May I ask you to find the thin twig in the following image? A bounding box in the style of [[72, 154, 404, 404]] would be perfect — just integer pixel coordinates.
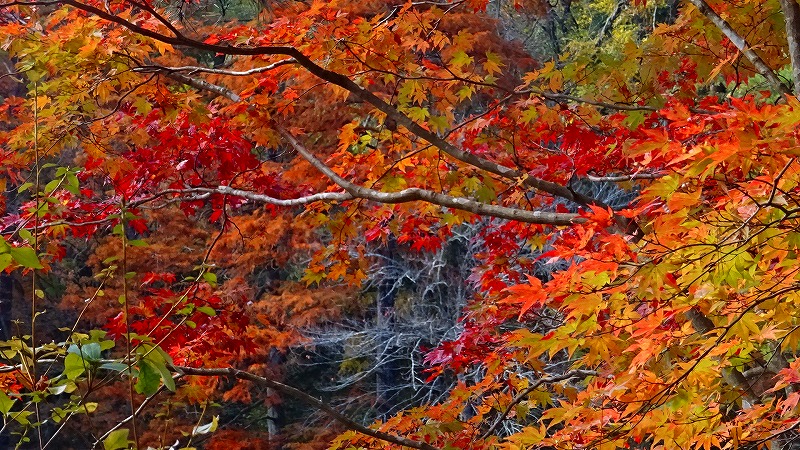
[[479, 369, 598, 440], [91, 382, 174, 449]]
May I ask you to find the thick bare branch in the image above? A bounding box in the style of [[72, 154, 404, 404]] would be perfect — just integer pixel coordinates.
[[176, 186, 353, 206], [172, 181, 581, 224], [277, 128, 582, 225], [133, 58, 295, 77], [174, 365, 440, 450], [687, 0, 791, 95], [164, 71, 242, 102]]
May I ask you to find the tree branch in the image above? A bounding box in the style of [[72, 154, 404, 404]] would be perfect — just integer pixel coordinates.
[[686, 0, 792, 95], [277, 128, 582, 225], [586, 172, 666, 182], [134, 58, 296, 103], [535, 89, 658, 112], [596, 0, 627, 47], [169, 186, 354, 207], [479, 369, 598, 440], [15, 0, 619, 211], [173, 365, 440, 450], [685, 307, 759, 404], [163, 71, 242, 102], [170, 181, 581, 224], [133, 58, 295, 77], [91, 383, 174, 449], [780, 0, 800, 93]]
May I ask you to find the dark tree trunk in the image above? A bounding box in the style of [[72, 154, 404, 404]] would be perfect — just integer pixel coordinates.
[[375, 235, 400, 419]]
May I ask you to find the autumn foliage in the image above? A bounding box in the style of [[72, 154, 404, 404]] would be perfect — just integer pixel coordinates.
[[2, 0, 800, 448]]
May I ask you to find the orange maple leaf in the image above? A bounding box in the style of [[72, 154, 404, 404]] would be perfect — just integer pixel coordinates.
[[503, 275, 548, 319]]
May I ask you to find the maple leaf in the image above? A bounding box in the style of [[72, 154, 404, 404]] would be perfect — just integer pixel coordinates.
[[503, 274, 548, 319]]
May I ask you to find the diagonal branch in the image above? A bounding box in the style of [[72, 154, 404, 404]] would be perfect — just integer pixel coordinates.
[[596, 0, 627, 47], [174, 365, 440, 450], [91, 382, 175, 449], [685, 307, 759, 404], [132, 58, 295, 77], [173, 187, 353, 207], [163, 71, 242, 102], [277, 127, 582, 225], [686, 0, 791, 95]]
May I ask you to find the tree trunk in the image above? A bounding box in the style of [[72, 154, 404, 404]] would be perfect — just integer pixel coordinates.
[[376, 236, 399, 419], [780, 0, 800, 93]]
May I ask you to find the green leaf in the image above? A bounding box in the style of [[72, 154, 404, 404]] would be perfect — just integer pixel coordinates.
[[135, 359, 161, 396], [48, 383, 69, 395], [98, 339, 115, 351], [99, 362, 129, 372], [83, 342, 102, 361], [67, 173, 79, 190], [10, 247, 43, 269], [18, 229, 32, 242], [0, 254, 13, 272], [12, 410, 32, 425], [197, 306, 216, 317], [103, 428, 130, 450], [133, 96, 152, 115], [450, 50, 473, 68], [474, 184, 496, 202], [150, 357, 176, 392], [202, 272, 217, 286], [63, 352, 86, 380], [43, 179, 60, 194], [51, 407, 67, 423], [0, 390, 16, 415]]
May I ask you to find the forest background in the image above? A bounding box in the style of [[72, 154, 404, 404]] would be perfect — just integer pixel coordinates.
[[1, 0, 800, 449]]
